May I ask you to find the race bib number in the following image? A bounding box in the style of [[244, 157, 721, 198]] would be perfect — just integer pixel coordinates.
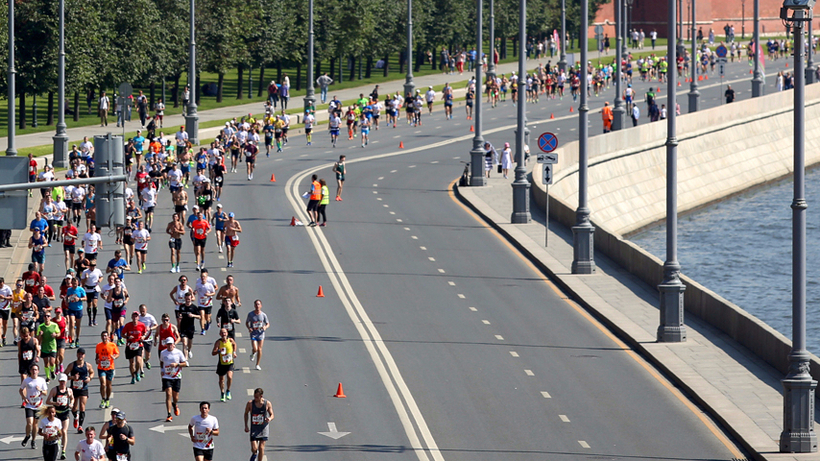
[[164, 364, 178, 377], [252, 414, 265, 425], [22, 350, 34, 360], [27, 394, 41, 406], [198, 295, 212, 307], [114, 300, 124, 308], [252, 321, 264, 330], [56, 395, 68, 406], [194, 431, 207, 442], [221, 353, 232, 363], [72, 380, 84, 389], [117, 453, 129, 461], [25, 279, 35, 287], [224, 323, 233, 331], [33, 245, 43, 252], [99, 359, 111, 369], [195, 229, 205, 237], [44, 425, 59, 437], [128, 342, 140, 350]]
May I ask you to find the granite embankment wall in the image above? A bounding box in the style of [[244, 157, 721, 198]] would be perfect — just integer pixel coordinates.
[[532, 82, 820, 380]]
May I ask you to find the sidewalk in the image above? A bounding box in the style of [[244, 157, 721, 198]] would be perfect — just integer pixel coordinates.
[[455, 175, 818, 461]]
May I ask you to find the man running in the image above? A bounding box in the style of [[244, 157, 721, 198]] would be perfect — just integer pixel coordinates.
[[189, 401, 219, 461], [104, 411, 134, 461], [215, 299, 240, 342], [196, 269, 217, 335], [133, 221, 151, 274], [95, 331, 119, 409], [304, 111, 315, 145], [244, 141, 258, 181], [36, 311, 60, 381], [244, 388, 274, 461], [138, 304, 158, 371], [306, 174, 321, 227], [65, 348, 93, 433], [20, 363, 48, 449], [212, 205, 227, 255], [190, 209, 211, 271], [212, 328, 237, 402], [178, 292, 200, 359], [328, 111, 341, 148], [160, 337, 188, 422], [0, 277, 14, 346], [246, 300, 269, 371], [333, 155, 346, 201], [166, 213, 185, 273], [65, 277, 86, 348], [80, 260, 103, 327], [215, 275, 241, 309], [122, 312, 147, 384], [223, 213, 242, 268], [74, 426, 105, 461]]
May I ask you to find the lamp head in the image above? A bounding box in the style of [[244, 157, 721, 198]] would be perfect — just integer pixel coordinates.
[[783, 0, 815, 10]]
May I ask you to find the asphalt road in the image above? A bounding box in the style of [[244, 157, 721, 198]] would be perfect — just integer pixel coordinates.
[[0, 56, 786, 461]]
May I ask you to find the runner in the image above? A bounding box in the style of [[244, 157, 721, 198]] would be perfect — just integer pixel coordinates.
[[215, 299, 240, 341], [189, 401, 219, 461], [0, 276, 13, 346], [196, 269, 217, 335], [244, 388, 274, 461], [166, 213, 185, 273], [104, 411, 134, 461], [121, 312, 147, 384], [98, 408, 120, 461], [65, 348, 93, 433], [140, 180, 157, 231], [332, 155, 346, 201], [30, 227, 47, 273], [37, 405, 62, 460], [223, 213, 242, 268], [244, 140, 258, 181], [74, 426, 105, 461], [21, 363, 48, 449], [170, 275, 195, 327], [53, 308, 68, 374], [108, 278, 130, 345], [359, 113, 370, 148], [160, 337, 188, 422], [45, 374, 74, 459], [138, 304, 158, 371], [157, 313, 180, 371], [81, 224, 102, 261], [211, 328, 237, 402], [178, 292, 200, 359], [132, 221, 151, 274], [328, 111, 341, 148], [246, 300, 269, 371], [37, 311, 61, 381], [61, 218, 78, 271], [215, 275, 241, 309], [19, 293, 40, 344], [95, 331, 119, 409], [105, 250, 130, 281], [212, 205, 227, 255], [211, 154, 225, 201], [64, 277, 86, 348], [190, 209, 211, 271], [304, 111, 315, 145]]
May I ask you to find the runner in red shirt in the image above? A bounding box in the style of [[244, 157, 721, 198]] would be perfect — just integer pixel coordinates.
[[190, 214, 211, 271], [62, 223, 79, 270], [157, 313, 180, 370], [22, 264, 41, 295], [121, 312, 147, 384]]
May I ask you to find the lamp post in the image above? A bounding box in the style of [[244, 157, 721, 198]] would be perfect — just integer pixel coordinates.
[[403, 0, 415, 99], [779, 3, 817, 453], [247, 66, 252, 99], [689, 0, 700, 112], [752, 0, 764, 96], [303, 0, 316, 114], [32, 86, 37, 128], [571, 0, 595, 275], [470, 0, 486, 187], [612, 0, 625, 131], [558, 0, 567, 71], [511, 0, 530, 224], [487, 0, 496, 80], [807, 19, 816, 84], [622, 0, 629, 55], [742, 0, 747, 38], [51, 0, 68, 166], [658, 0, 687, 343], [185, 0, 199, 146]]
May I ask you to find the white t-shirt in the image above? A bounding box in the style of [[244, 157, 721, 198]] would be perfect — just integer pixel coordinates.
[[0, 285, 12, 310], [72, 187, 86, 204], [281, 114, 290, 127], [81, 268, 104, 289], [21, 376, 48, 409], [160, 348, 187, 379], [425, 90, 435, 103], [39, 171, 55, 182], [329, 116, 341, 129], [38, 417, 62, 441], [236, 130, 248, 144], [139, 313, 158, 333], [176, 131, 189, 147], [168, 169, 183, 188], [83, 232, 101, 254], [189, 414, 219, 450], [304, 114, 315, 129], [80, 141, 94, 154], [75, 439, 106, 461], [141, 188, 157, 209], [124, 187, 134, 202], [195, 282, 215, 308], [133, 229, 150, 251]]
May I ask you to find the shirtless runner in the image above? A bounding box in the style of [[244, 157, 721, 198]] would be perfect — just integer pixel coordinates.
[[223, 214, 242, 268]]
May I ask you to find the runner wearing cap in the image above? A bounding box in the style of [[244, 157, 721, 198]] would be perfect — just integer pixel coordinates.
[[189, 401, 219, 461], [65, 348, 93, 433], [98, 408, 120, 459], [105, 411, 134, 461], [223, 213, 242, 268], [160, 337, 188, 422], [196, 269, 217, 335], [46, 373, 74, 459], [121, 312, 146, 384], [211, 328, 236, 402]]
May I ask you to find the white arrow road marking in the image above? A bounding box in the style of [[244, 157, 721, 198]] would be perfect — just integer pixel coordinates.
[[318, 422, 350, 440], [149, 424, 189, 433], [0, 435, 25, 444]]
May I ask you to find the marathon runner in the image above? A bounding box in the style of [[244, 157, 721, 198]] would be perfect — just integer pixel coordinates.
[[132, 221, 151, 274], [244, 388, 274, 461], [328, 111, 341, 148], [215, 299, 240, 340], [190, 209, 211, 271], [332, 155, 346, 201], [188, 401, 219, 461], [62, 220, 78, 271], [18, 327, 40, 384], [170, 275, 194, 327], [160, 337, 188, 422], [64, 277, 86, 348], [211, 328, 237, 402], [244, 141, 258, 181], [138, 304, 158, 371], [0, 276, 14, 346], [223, 213, 242, 268], [36, 311, 60, 381], [178, 292, 200, 360], [157, 313, 180, 372], [215, 275, 241, 309], [80, 260, 103, 327], [104, 278, 129, 344], [45, 373, 74, 459], [37, 405, 62, 460], [196, 269, 218, 335], [122, 312, 147, 384], [103, 411, 134, 461], [74, 426, 105, 461], [94, 331, 119, 409], [246, 300, 269, 371], [20, 363, 48, 449], [212, 205, 227, 255], [166, 213, 185, 273], [304, 111, 315, 146], [65, 348, 94, 433]]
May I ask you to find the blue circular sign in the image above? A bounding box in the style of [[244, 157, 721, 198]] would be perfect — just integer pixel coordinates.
[[538, 132, 558, 153], [715, 45, 728, 58]]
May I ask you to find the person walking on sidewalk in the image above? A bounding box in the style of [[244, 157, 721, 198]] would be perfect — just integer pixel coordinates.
[[316, 73, 333, 104], [98, 92, 110, 127]]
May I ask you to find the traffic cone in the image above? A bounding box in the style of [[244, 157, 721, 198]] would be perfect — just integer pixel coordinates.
[[570, 106, 574, 113], [786, 62, 789, 67], [317, 286, 325, 297], [470, 125, 474, 132], [290, 216, 297, 226], [750, 69, 753, 74], [704, 75, 709, 80], [550, 113, 554, 119], [270, 173, 276, 182], [698, 75, 703, 81], [677, 81, 681, 86], [334, 383, 346, 398], [657, 87, 661, 93], [399, 141, 404, 148]]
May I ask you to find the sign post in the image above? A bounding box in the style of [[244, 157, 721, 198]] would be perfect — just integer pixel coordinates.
[[537, 132, 558, 246]]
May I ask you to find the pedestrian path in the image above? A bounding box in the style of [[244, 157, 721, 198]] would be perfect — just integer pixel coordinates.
[[456, 175, 820, 461]]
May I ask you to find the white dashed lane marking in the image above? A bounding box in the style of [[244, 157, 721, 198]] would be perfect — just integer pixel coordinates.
[[383, 204, 389, 208], [509, 351, 519, 357], [403, 227, 410, 230], [242, 367, 251, 374], [494, 335, 504, 340], [453, 156, 460, 159], [235, 333, 243, 338], [431, 161, 439, 164], [408, 165, 416, 168], [448, 281, 455, 286], [238, 348, 246, 353], [390, 212, 396, 215], [482, 320, 490, 325], [437, 269, 445, 273], [396, 219, 403, 222], [578, 441, 590, 449], [411, 236, 418, 239], [457, 294, 466, 299], [247, 389, 254, 396], [390, 170, 397, 173], [428, 257, 435, 261], [373, 184, 378, 187], [468, 307, 477, 311], [218, 255, 224, 260], [419, 246, 427, 250], [378, 176, 384, 180], [525, 369, 535, 376], [393, 135, 401, 138], [559, 415, 570, 422], [541, 391, 551, 399]]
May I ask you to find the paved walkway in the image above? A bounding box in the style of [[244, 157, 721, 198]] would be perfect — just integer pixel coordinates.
[[456, 175, 819, 461]]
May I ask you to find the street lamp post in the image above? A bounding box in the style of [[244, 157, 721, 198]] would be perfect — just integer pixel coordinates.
[[571, 0, 596, 275], [612, 0, 625, 131], [5, 0, 14, 157], [742, 0, 746, 38], [752, 0, 764, 96], [403, 0, 415, 99], [689, 0, 700, 112], [558, 0, 567, 71], [487, 0, 496, 80], [807, 19, 816, 84], [185, 0, 199, 146], [511, 0, 530, 224], [303, 0, 316, 114], [52, 0, 68, 166], [779, 4, 817, 453], [658, 0, 687, 343], [622, 0, 629, 55], [470, 0, 486, 187]]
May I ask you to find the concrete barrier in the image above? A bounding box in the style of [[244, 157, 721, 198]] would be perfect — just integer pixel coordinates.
[[533, 82, 820, 381]]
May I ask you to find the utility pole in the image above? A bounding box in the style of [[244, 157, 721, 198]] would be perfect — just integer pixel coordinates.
[[470, 0, 485, 187], [185, 0, 199, 146]]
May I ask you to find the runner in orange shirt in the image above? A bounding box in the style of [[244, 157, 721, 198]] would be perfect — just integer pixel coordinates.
[[94, 331, 119, 409]]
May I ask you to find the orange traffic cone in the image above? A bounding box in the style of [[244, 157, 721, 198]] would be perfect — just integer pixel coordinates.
[[704, 75, 709, 80], [550, 113, 555, 119], [317, 286, 325, 297], [786, 62, 789, 67], [677, 81, 681, 86], [270, 173, 276, 182], [750, 69, 753, 74], [470, 125, 474, 132], [570, 106, 574, 113], [290, 216, 297, 226], [698, 75, 703, 81], [399, 141, 404, 148], [657, 87, 661, 93], [334, 383, 346, 398]]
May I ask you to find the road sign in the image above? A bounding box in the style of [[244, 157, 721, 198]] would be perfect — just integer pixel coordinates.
[[537, 153, 558, 164], [537, 132, 558, 153], [0, 156, 30, 229], [715, 45, 728, 58], [542, 164, 554, 185], [594, 25, 604, 35], [117, 82, 133, 98]]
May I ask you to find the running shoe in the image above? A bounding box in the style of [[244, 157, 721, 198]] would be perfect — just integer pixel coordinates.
[[175, 405, 180, 416], [250, 352, 256, 362], [250, 454, 257, 461], [130, 376, 135, 385], [220, 393, 225, 402], [256, 365, 261, 371], [76, 426, 82, 434], [61, 450, 66, 460], [166, 414, 173, 422], [146, 362, 152, 370], [226, 390, 231, 400], [21, 436, 29, 447], [74, 418, 79, 429], [99, 400, 106, 409], [31, 439, 36, 449]]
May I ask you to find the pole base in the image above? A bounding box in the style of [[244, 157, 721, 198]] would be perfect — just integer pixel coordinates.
[[571, 223, 596, 274], [657, 281, 687, 342], [185, 112, 199, 147], [806, 67, 817, 85], [557, 59, 567, 72], [780, 377, 818, 453], [470, 149, 486, 186], [752, 78, 765, 98], [688, 91, 700, 113], [403, 82, 415, 98], [612, 106, 625, 131], [52, 133, 69, 169], [511, 180, 531, 223]]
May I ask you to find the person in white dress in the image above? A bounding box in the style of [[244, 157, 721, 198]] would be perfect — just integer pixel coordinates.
[[500, 142, 513, 179]]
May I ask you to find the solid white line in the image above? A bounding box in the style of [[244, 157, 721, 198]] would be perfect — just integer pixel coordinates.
[[578, 441, 590, 449], [482, 320, 490, 325], [525, 369, 535, 376], [559, 415, 570, 422], [495, 335, 504, 340], [448, 281, 455, 286], [509, 351, 519, 357], [468, 307, 477, 312], [541, 392, 551, 399], [458, 294, 466, 299]]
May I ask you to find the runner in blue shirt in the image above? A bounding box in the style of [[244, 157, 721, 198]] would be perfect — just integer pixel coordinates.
[[212, 205, 228, 255], [65, 277, 87, 348], [106, 249, 130, 280], [133, 131, 146, 172]]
